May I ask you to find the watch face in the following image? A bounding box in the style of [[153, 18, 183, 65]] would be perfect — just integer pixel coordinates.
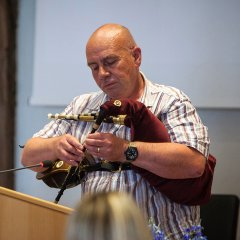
[[125, 146, 138, 161]]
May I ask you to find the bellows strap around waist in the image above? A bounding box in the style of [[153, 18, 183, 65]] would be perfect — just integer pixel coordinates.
[[81, 161, 132, 172]]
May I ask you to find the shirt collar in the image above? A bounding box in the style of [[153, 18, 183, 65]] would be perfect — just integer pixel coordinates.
[[139, 71, 161, 108], [86, 71, 161, 111]]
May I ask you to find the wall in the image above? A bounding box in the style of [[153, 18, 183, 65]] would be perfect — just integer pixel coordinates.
[[15, 0, 240, 238], [31, 0, 240, 108]]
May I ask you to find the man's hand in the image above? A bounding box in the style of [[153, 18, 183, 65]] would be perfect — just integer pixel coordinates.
[[21, 134, 85, 170], [84, 132, 128, 162], [53, 134, 85, 166]]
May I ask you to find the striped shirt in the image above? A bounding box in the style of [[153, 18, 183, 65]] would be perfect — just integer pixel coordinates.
[[34, 72, 210, 239]]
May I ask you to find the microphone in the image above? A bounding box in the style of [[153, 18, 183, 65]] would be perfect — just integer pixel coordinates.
[[0, 160, 53, 173]]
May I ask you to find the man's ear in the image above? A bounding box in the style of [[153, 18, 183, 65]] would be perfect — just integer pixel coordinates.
[[132, 47, 142, 67]]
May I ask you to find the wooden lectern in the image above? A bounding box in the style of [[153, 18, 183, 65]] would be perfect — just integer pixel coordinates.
[[0, 187, 73, 240]]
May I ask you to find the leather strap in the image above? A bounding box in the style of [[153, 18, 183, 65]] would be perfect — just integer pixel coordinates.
[[81, 162, 132, 172]]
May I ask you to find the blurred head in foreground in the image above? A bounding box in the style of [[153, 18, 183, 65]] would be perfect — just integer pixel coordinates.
[[66, 191, 152, 240]]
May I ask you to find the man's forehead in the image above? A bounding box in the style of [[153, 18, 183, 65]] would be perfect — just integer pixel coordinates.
[[87, 35, 122, 53], [87, 41, 127, 58]]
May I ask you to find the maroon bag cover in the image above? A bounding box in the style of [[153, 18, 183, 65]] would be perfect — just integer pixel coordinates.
[[100, 99, 216, 205]]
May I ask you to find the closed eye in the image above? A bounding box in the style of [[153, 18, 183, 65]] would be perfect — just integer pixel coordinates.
[[103, 57, 119, 67], [87, 56, 119, 72]]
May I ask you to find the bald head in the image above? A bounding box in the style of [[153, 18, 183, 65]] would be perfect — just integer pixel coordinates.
[[85, 23, 143, 100], [86, 24, 137, 52]]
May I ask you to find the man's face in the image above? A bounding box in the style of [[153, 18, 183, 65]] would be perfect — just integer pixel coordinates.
[[86, 37, 141, 99]]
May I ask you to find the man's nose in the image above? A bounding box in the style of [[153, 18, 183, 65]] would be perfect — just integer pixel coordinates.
[[99, 65, 110, 79]]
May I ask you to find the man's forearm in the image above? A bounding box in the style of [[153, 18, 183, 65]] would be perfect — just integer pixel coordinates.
[[21, 137, 58, 170], [132, 142, 206, 179]]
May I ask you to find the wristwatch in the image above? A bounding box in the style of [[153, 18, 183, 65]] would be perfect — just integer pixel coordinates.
[[124, 142, 138, 162]]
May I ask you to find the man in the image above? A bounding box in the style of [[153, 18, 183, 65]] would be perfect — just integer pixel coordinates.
[[22, 24, 210, 239]]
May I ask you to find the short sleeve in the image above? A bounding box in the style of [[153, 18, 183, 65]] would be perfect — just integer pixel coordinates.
[[161, 91, 210, 157]]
